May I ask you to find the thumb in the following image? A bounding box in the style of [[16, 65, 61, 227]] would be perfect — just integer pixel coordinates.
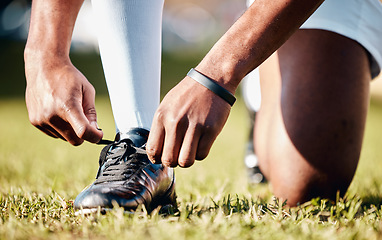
[[64, 85, 103, 143], [81, 86, 103, 143], [65, 101, 103, 144]]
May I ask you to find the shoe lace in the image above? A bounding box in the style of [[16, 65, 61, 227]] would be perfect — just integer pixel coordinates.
[[94, 139, 150, 184]]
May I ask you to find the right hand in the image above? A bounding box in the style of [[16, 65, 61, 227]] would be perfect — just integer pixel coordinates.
[[25, 54, 103, 146], [146, 76, 232, 168]]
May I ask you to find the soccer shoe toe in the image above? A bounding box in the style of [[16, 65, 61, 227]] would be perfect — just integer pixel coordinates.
[[74, 183, 140, 210], [74, 164, 177, 213], [73, 128, 177, 214]]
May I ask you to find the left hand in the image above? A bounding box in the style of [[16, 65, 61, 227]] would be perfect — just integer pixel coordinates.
[[146, 76, 232, 168]]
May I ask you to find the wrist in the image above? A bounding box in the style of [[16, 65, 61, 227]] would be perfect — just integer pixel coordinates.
[[24, 46, 71, 73], [194, 68, 241, 96], [187, 68, 236, 106], [195, 55, 246, 95], [24, 44, 73, 85], [25, 29, 71, 64]]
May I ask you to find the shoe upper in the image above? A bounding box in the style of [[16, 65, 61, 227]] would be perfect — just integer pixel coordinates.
[[74, 128, 176, 212]]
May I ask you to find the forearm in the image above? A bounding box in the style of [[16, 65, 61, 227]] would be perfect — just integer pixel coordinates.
[[195, 0, 324, 94], [24, 0, 84, 64]]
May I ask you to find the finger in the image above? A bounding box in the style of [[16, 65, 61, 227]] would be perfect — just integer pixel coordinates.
[[195, 131, 216, 161], [160, 118, 188, 168], [64, 101, 103, 144], [36, 125, 61, 139], [146, 119, 165, 164], [48, 115, 84, 145], [178, 125, 201, 168]]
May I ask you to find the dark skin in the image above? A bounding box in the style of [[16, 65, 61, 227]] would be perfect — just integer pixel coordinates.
[[28, 0, 370, 206], [25, 0, 323, 148], [25, 0, 103, 145], [255, 30, 370, 205], [146, 0, 325, 167]]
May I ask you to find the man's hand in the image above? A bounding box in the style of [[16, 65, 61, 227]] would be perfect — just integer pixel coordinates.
[[24, 0, 102, 146], [25, 55, 103, 145], [146, 76, 231, 168], [145, 0, 325, 167]]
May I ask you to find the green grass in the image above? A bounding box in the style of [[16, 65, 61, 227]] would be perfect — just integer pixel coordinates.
[[2, 38, 382, 239], [2, 96, 382, 239]]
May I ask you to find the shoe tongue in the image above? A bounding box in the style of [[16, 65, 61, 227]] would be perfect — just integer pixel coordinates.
[[122, 128, 149, 148]]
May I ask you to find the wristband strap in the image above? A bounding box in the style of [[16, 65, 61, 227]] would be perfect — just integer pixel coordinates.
[[187, 68, 236, 106]]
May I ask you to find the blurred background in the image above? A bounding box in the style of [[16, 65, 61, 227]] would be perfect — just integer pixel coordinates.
[[1, 0, 381, 98], [0, 0, 247, 98]]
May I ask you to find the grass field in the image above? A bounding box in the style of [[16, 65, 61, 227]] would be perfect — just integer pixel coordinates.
[[2, 38, 382, 239], [2, 94, 382, 239]]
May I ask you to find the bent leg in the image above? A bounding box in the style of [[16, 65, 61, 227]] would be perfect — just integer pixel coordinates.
[[254, 29, 371, 206]]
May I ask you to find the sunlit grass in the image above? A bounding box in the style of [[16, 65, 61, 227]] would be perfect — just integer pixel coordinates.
[[1, 97, 382, 239]]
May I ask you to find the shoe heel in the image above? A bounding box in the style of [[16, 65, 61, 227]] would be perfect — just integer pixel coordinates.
[[149, 177, 177, 213]]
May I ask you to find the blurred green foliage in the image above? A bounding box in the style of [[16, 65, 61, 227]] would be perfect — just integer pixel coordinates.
[[0, 38, 208, 99]]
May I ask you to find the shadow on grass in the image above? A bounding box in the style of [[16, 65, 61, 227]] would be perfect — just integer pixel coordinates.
[[360, 194, 382, 209]]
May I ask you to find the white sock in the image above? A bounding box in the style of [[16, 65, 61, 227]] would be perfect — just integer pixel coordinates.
[[242, 68, 261, 113], [247, 0, 255, 7], [242, 0, 261, 113], [91, 0, 164, 138]]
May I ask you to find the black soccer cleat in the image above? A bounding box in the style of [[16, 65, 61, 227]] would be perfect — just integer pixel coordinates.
[[74, 128, 177, 214]]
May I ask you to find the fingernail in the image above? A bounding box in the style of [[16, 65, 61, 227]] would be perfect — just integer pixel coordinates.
[[148, 156, 157, 164], [91, 121, 101, 130]]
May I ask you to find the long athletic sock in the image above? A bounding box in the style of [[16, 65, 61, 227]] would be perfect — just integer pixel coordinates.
[[242, 68, 261, 114], [91, 0, 164, 139], [243, 0, 262, 114]]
